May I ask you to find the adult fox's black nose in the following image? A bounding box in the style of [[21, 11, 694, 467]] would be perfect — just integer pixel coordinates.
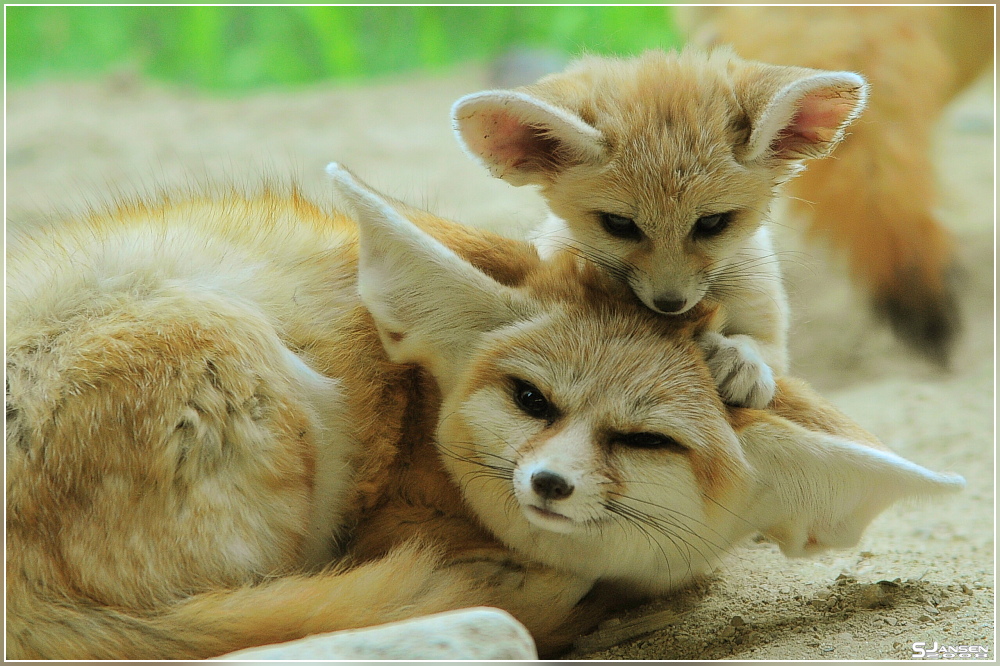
[[531, 470, 574, 500], [653, 296, 687, 314]]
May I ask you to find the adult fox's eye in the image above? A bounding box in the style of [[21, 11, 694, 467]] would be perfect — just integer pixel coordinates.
[[692, 211, 732, 238], [512, 378, 552, 420], [614, 432, 688, 453], [599, 212, 643, 241]]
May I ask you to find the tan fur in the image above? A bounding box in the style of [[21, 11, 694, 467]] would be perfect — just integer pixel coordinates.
[[767, 377, 885, 452], [5, 187, 582, 658], [681, 6, 993, 361], [7, 171, 961, 659], [453, 48, 869, 408]]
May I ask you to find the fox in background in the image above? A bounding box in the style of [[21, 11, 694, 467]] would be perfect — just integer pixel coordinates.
[[5, 157, 963, 658], [680, 5, 993, 364]]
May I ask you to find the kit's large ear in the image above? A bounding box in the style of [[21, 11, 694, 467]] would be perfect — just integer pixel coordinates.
[[733, 379, 963, 557], [327, 163, 536, 392], [738, 64, 868, 165], [452, 90, 604, 187]]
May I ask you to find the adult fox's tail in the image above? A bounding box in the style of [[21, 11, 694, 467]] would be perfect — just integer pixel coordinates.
[[6, 544, 478, 660]]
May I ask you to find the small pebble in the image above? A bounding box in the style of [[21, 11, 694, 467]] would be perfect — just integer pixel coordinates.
[[918, 614, 933, 622], [730, 616, 745, 627], [885, 617, 898, 626], [855, 582, 895, 608]]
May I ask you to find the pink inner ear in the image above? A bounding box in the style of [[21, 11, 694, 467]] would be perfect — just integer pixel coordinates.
[[490, 112, 539, 169], [774, 91, 856, 156], [464, 110, 531, 167], [464, 109, 557, 173]]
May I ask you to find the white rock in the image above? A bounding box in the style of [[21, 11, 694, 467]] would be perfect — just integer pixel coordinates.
[[217, 607, 537, 661]]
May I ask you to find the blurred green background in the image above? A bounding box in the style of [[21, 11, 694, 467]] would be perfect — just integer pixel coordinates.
[[6, 6, 683, 92]]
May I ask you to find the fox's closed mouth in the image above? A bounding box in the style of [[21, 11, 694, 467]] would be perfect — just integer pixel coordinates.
[[526, 505, 572, 522]]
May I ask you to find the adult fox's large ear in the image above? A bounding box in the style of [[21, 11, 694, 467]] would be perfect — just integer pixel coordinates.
[[733, 378, 963, 557], [452, 90, 604, 187], [737, 62, 868, 166], [327, 163, 537, 392]]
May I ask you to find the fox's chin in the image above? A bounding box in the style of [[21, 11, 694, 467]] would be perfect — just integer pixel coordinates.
[[522, 504, 583, 534]]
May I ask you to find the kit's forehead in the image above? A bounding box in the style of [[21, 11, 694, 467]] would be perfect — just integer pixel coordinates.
[[542, 49, 748, 144], [527, 50, 767, 219]]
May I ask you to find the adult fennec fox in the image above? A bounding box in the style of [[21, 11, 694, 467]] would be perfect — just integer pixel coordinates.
[[5, 165, 962, 659]]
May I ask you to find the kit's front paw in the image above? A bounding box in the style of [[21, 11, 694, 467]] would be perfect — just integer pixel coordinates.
[[698, 332, 776, 409]]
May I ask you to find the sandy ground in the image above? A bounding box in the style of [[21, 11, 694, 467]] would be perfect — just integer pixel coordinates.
[[5, 65, 994, 661]]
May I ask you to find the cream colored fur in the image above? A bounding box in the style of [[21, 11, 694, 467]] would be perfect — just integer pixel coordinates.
[[453, 48, 868, 408], [6, 166, 960, 659]]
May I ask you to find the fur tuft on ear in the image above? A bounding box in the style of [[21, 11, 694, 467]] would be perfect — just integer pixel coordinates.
[[736, 410, 963, 558], [744, 71, 868, 164], [327, 163, 533, 391], [452, 91, 604, 187]]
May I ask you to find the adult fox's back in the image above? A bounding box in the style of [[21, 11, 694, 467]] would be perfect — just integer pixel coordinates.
[[5, 187, 577, 659]]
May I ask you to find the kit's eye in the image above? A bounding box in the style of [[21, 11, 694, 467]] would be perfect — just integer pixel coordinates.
[[512, 378, 554, 421], [599, 212, 643, 241], [614, 431, 688, 453], [692, 211, 732, 239]]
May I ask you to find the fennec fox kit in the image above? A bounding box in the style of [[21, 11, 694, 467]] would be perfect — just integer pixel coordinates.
[[453, 49, 868, 408], [681, 6, 993, 362], [6, 163, 961, 659]]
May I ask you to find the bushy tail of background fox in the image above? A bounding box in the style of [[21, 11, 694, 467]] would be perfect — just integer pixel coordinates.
[[787, 111, 959, 363], [681, 5, 993, 363]]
